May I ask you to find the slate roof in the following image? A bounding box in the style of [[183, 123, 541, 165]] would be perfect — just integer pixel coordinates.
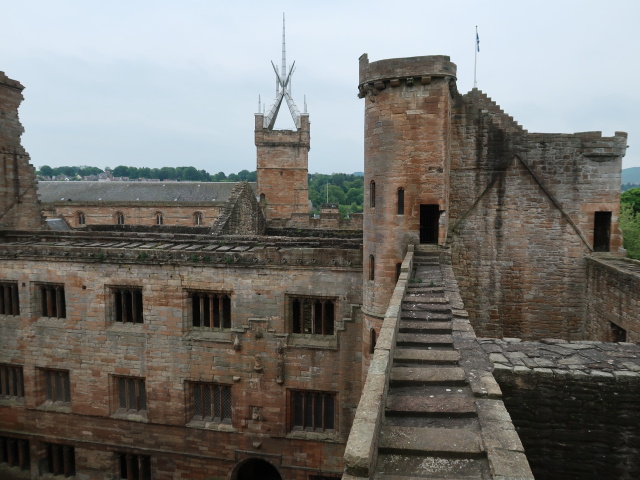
[[37, 181, 257, 205]]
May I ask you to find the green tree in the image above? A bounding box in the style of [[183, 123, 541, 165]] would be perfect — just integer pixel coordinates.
[[39, 165, 53, 177], [621, 187, 640, 215], [620, 204, 640, 259]]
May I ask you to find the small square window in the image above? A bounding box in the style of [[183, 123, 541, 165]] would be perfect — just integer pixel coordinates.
[[37, 283, 66, 318], [43, 443, 75, 477], [189, 291, 231, 329], [115, 376, 146, 415], [290, 390, 335, 432], [118, 452, 151, 480], [190, 382, 231, 423], [112, 287, 144, 324], [0, 436, 30, 471], [0, 282, 20, 316], [0, 364, 24, 400], [289, 297, 335, 335], [42, 369, 71, 406]]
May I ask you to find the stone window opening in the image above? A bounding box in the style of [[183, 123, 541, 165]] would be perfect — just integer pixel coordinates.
[[395, 262, 402, 282], [194, 211, 203, 226], [155, 212, 164, 225], [76, 211, 85, 226], [190, 382, 232, 423], [370, 180, 376, 208], [118, 452, 151, 480], [115, 376, 146, 414], [113, 287, 144, 324], [42, 369, 71, 406], [397, 187, 404, 215], [190, 291, 231, 329], [115, 211, 125, 225], [370, 328, 377, 354], [593, 211, 612, 252], [38, 284, 66, 319], [0, 364, 24, 399], [290, 390, 335, 432], [289, 296, 335, 335], [0, 281, 20, 315], [369, 255, 375, 281], [0, 436, 30, 472], [610, 322, 627, 342], [43, 443, 75, 478]]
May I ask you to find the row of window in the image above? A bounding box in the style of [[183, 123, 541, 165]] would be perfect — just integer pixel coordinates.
[[0, 436, 149, 479], [0, 284, 336, 335], [0, 364, 336, 432], [369, 182, 405, 214], [76, 211, 205, 226]]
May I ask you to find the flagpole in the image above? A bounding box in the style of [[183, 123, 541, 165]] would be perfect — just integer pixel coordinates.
[[474, 26, 478, 89]]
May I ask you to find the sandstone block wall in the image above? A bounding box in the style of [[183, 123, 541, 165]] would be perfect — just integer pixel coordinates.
[[584, 256, 640, 343], [448, 90, 626, 340], [0, 240, 363, 479], [45, 203, 223, 228]]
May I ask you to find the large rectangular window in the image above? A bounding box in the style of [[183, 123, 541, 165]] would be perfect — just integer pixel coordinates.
[[113, 287, 143, 324], [116, 377, 146, 414], [43, 369, 71, 405], [0, 364, 24, 399], [38, 284, 66, 318], [190, 291, 231, 329], [290, 391, 335, 432], [0, 436, 30, 471], [290, 297, 335, 335], [118, 452, 151, 480], [0, 282, 19, 316], [190, 382, 231, 423], [43, 443, 75, 477]]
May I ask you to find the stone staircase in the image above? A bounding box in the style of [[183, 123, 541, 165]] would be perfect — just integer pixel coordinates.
[[375, 245, 491, 478]]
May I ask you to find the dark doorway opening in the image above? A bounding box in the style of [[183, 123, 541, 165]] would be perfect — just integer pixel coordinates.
[[420, 205, 440, 244], [610, 322, 627, 342], [593, 211, 612, 252], [235, 458, 282, 480]]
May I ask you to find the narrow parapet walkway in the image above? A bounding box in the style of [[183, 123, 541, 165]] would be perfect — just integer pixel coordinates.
[[344, 245, 533, 479]]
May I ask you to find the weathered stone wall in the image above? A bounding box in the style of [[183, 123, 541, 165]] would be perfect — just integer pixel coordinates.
[[269, 212, 363, 231], [584, 255, 640, 343], [255, 114, 310, 221], [483, 338, 640, 480], [448, 90, 626, 340], [211, 182, 265, 236], [0, 238, 363, 479], [44, 203, 223, 227], [0, 72, 45, 230]]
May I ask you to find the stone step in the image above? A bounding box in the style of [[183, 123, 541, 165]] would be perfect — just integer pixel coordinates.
[[378, 426, 484, 456], [393, 348, 460, 365], [390, 366, 466, 386], [399, 320, 452, 334], [375, 454, 491, 479], [396, 333, 454, 347], [402, 304, 452, 314], [386, 395, 476, 417], [401, 311, 452, 321], [403, 296, 449, 305]]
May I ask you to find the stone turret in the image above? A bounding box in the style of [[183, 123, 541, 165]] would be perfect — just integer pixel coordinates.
[[0, 72, 45, 230], [359, 54, 457, 366]]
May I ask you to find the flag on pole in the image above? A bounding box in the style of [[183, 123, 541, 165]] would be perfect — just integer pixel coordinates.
[[476, 31, 480, 52]]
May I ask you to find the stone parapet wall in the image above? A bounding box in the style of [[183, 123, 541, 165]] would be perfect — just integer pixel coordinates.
[[483, 338, 640, 480], [584, 255, 640, 343], [448, 89, 626, 340]]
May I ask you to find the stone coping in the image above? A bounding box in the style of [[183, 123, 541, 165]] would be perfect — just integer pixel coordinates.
[[343, 246, 414, 478]]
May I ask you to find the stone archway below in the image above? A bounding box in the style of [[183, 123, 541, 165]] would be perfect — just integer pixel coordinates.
[[233, 458, 282, 480]]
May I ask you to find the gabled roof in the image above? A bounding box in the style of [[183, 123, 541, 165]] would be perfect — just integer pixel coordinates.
[[37, 181, 257, 205]]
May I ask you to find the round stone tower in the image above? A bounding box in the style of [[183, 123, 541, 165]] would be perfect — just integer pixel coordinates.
[[358, 54, 457, 365]]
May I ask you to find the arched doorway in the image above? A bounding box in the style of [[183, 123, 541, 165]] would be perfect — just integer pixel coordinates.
[[233, 458, 282, 480]]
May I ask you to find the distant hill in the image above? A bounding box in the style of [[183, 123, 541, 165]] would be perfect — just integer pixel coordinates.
[[622, 167, 640, 185]]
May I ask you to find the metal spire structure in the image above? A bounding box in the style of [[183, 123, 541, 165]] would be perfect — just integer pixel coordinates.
[[263, 14, 302, 130]]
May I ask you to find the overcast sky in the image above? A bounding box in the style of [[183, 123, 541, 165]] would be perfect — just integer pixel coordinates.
[[2, 0, 639, 175]]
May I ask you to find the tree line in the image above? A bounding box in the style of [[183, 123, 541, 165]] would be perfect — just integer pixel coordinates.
[[620, 187, 640, 259]]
